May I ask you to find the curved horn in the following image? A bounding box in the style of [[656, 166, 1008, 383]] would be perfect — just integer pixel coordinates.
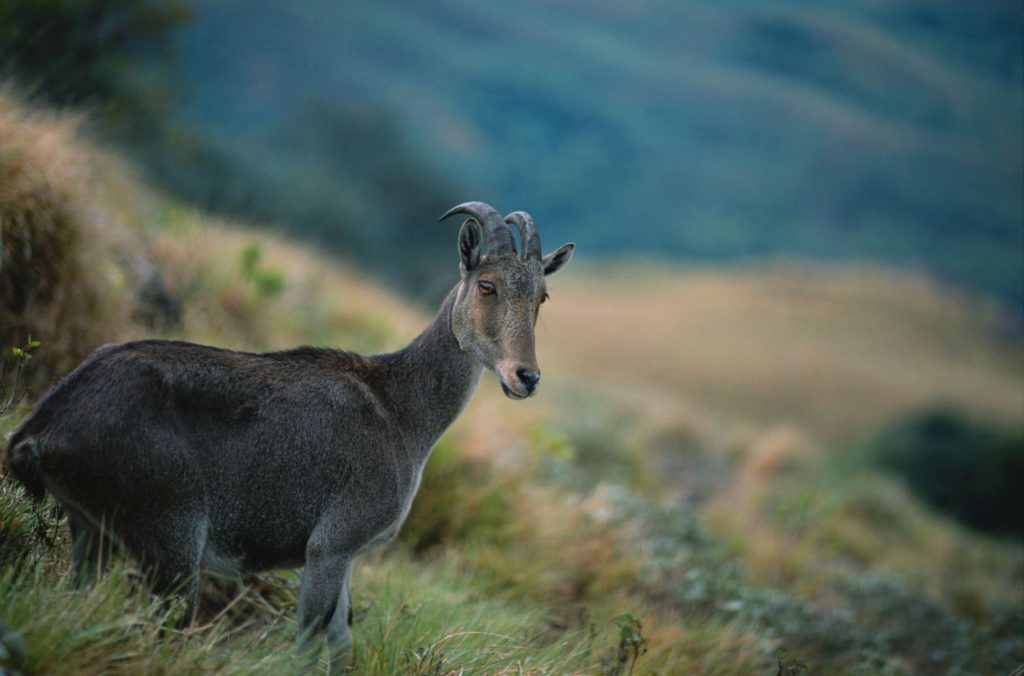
[[439, 202, 516, 255], [504, 211, 542, 260]]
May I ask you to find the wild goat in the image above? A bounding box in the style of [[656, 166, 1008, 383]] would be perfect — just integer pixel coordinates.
[[5, 202, 574, 660]]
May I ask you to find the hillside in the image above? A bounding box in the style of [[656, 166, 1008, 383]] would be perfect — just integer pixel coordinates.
[[2, 93, 1023, 674], [536, 261, 1023, 442], [170, 0, 1024, 310]]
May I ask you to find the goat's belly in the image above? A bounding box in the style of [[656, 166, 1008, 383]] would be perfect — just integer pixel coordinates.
[[240, 549, 306, 574], [364, 519, 406, 552], [204, 530, 308, 575], [203, 489, 322, 573], [200, 542, 246, 576]]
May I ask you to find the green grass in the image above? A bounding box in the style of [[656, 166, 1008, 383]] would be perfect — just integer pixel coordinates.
[[0, 470, 778, 674], [0, 547, 598, 674], [349, 555, 600, 674]]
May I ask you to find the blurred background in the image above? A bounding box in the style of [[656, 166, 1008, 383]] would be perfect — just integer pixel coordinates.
[[1, 1, 1022, 673], [3, 0, 1022, 308]]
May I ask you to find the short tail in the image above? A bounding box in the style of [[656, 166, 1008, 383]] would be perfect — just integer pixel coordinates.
[[4, 432, 46, 501]]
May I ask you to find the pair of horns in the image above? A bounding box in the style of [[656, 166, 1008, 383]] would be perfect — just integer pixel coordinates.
[[440, 202, 541, 260]]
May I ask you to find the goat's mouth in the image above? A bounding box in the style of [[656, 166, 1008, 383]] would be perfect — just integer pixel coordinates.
[[500, 380, 533, 400]]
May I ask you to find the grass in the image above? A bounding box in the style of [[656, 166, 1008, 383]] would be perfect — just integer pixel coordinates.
[[0, 545, 596, 674], [1, 91, 1022, 673], [349, 555, 599, 674], [0, 470, 778, 675]]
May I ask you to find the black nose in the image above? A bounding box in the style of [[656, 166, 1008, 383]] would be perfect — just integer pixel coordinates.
[[516, 369, 541, 393]]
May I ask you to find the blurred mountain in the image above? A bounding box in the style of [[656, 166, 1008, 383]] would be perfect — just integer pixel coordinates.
[[171, 0, 1022, 310]]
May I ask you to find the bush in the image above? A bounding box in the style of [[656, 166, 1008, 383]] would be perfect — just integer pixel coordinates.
[[398, 436, 517, 554], [867, 407, 1024, 538], [0, 96, 130, 386]]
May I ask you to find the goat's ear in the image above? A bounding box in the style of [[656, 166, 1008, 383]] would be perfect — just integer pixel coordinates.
[[542, 242, 575, 276], [458, 218, 482, 272]]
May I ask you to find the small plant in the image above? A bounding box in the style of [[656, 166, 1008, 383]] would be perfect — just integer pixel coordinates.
[[772, 489, 818, 534], [604, 613, 648, 676], [0, 337, 39, 417], [776, 648, 809, 675], [239, 242, 286, 303]]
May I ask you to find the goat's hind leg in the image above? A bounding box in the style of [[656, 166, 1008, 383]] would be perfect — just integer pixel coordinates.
[[129, 512, 207, 629]]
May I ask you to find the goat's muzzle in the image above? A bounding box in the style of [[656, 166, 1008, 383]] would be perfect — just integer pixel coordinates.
[[498, 365, 540, 399]]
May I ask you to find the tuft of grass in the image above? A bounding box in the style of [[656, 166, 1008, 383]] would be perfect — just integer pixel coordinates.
[[0, 93, 137, 386], [700, 424, 1024, 672], [0, 480, 63, 571], [350, 555, 598, 674], [0, 529, 302, 675]]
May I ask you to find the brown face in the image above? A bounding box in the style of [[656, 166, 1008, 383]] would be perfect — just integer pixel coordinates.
[[445, 205, 575, 400], [452, 254, 547, 398]]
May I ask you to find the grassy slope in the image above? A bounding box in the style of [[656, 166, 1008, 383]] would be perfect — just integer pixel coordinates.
[[0, 93, 769, 674], [533, 261, 1023, 655], [2, 94, 1022, 674]]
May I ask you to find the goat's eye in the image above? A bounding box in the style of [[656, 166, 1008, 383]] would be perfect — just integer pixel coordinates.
[[478, 280, 496, 296], [540, 292, 550, 304]]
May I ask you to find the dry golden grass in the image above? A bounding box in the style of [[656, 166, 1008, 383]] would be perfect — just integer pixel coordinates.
[[537, 260, 1023, 441], [0, 92, 140, 383]]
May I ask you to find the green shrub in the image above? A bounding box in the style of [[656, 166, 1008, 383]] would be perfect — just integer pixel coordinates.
[[398, 436, 517, 554], [867, 408, 1024, 538], [238, 241, 286, 303]]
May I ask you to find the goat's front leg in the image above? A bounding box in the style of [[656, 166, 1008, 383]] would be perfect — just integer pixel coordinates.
[[297, 546, 354, 668], [67, 509, 116, 589], [297, 489, 400, 668]]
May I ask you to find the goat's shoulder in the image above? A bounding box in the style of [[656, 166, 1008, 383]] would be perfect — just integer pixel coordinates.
[[262, 345, 382, 403]]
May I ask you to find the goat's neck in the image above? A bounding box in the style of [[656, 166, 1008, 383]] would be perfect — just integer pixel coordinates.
[[374, 286, 482, 457]]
